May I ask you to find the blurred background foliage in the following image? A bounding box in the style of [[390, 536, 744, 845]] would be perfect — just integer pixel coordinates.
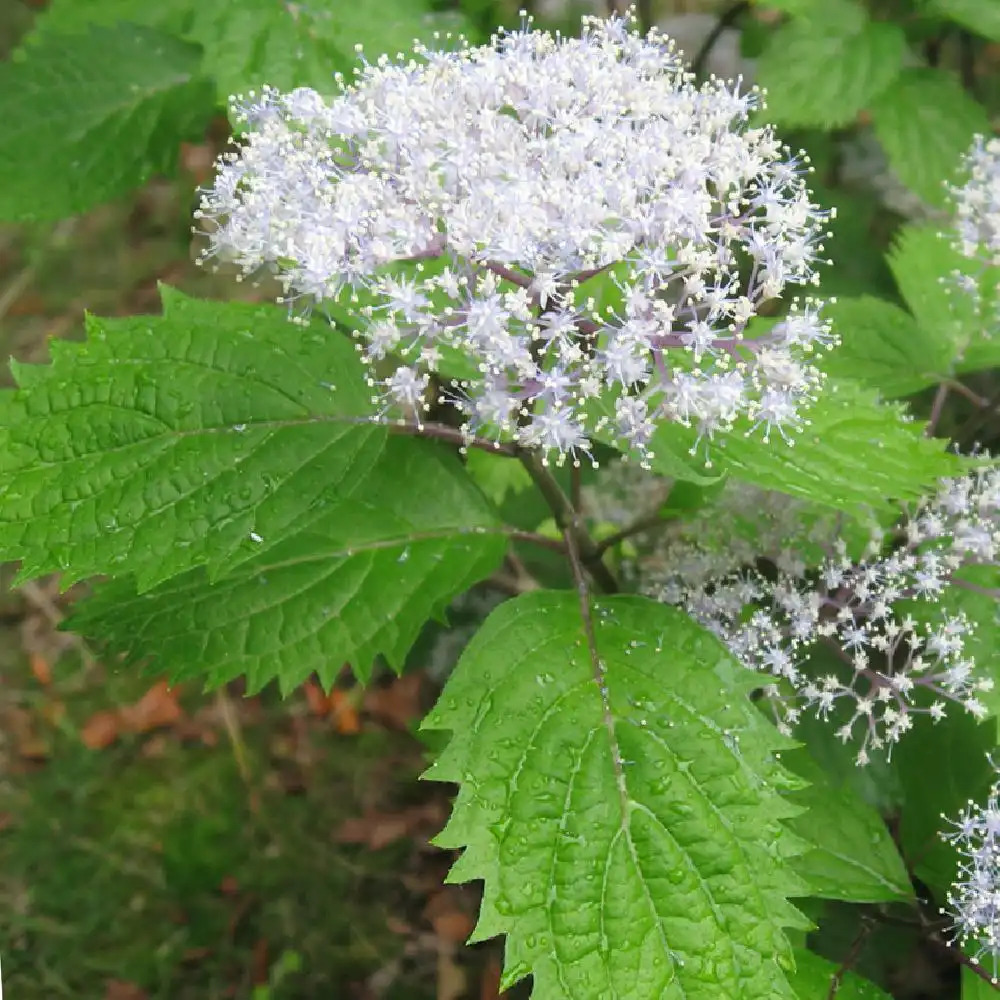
[[0, 0, 998, 997]]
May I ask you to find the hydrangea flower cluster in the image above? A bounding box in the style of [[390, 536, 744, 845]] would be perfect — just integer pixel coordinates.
[[196, 12, 835, 466], [948, 136, 1000, 337], [940, 764, 1000, 977], [634, 468, 1000, 764], [952, 136, 1000, 268]]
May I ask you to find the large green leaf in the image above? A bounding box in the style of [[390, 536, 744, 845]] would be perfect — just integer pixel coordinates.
[[756, 4, 905, 128], [871, 69, 991, 207], [189, 0, 472, 101], [0, 288, 386, 592], [184, 0, 349, 98], [20, 0, 191, 38], [423, 591, 811, 1000], [825, 225, 1000, 398], [649, 382, 964, 511], [0, 24, 213, 222], [784, 750, 913, 903], [822, 296, 951, 396], [26, 0, 474, 100], [69, 437, 506, 689], [788, 948, 892, 999], [923, 0, 1000, 42]]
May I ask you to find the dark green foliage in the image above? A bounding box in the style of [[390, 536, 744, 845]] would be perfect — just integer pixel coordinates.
[[0, 24, 213, 221]]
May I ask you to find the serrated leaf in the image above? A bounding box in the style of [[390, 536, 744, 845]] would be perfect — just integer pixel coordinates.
[[588, 391, 724, 486], [0, 24, 213, 222], [26, 0, 474, 101], [0, 287, 387, 592], [784, 749, 913, 902], [823, 296, 951, 396], [423, 591, 811, 1000], [871, 69, 991, 207], [69, 437, 506, 689], [880, 223, 1000, 381], [788, 948, 892, 999], [924, 0, 1000, 42], [888, 223, 983, 354], [649, 382, 964, 511], [190, 0, 473, 100], [756, 6, 905, 128]]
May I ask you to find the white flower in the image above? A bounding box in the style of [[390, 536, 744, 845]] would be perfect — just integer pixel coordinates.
[[946, 136, 1000, 341], [197, 12, 835, 465], [952, 136, 1000, 267], [634, 468, 1000, 762], [941, 765, 1000, 976]]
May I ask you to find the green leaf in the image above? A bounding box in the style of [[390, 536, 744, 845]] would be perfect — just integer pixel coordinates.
[[189, 0, 471, 101], [649, 382, 964, 511], [750, 0, 823, 14], [26, 0, 473, 100], [888, 224, 982, 356], [823, 296, 951, 396], [900, 564, 1000, 719], [465, 449, 533, 506], [871, 69, 991, 207], [924, 0, 1000, 42], [69, 437, 507, 689], [962, 965, 1000, 998], [881, 223, 1000, 380], [0, 24, 213, 222], [894, 712, 997, 897], [788, 948, 892, 999], [20, 0, 192, 40], [185, 0, 350, 98], [783, 749, 913, 903], [756, 5, 905, 128], [811, 182, 895, 300], [423, 591, 811, 999], [0, 287, 386, 592]]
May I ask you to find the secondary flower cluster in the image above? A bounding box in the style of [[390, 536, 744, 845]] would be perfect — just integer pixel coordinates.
[[953, 136, 1000, 268], [632, 468, 1000, 764], [941, 763, 1000, 975], [948, 136, 1000, 337], [196, 12, 835, 466]]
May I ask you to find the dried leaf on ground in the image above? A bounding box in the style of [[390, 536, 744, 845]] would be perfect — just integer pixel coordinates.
[[423, 888, 476, 944], [29, 651, 51, 686], [329, 688, 361, 734], [105, 980, 148, 1000], [119, 679, 183, 733], [81, 709, 120, 750], [303, 681, 362, 733]]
